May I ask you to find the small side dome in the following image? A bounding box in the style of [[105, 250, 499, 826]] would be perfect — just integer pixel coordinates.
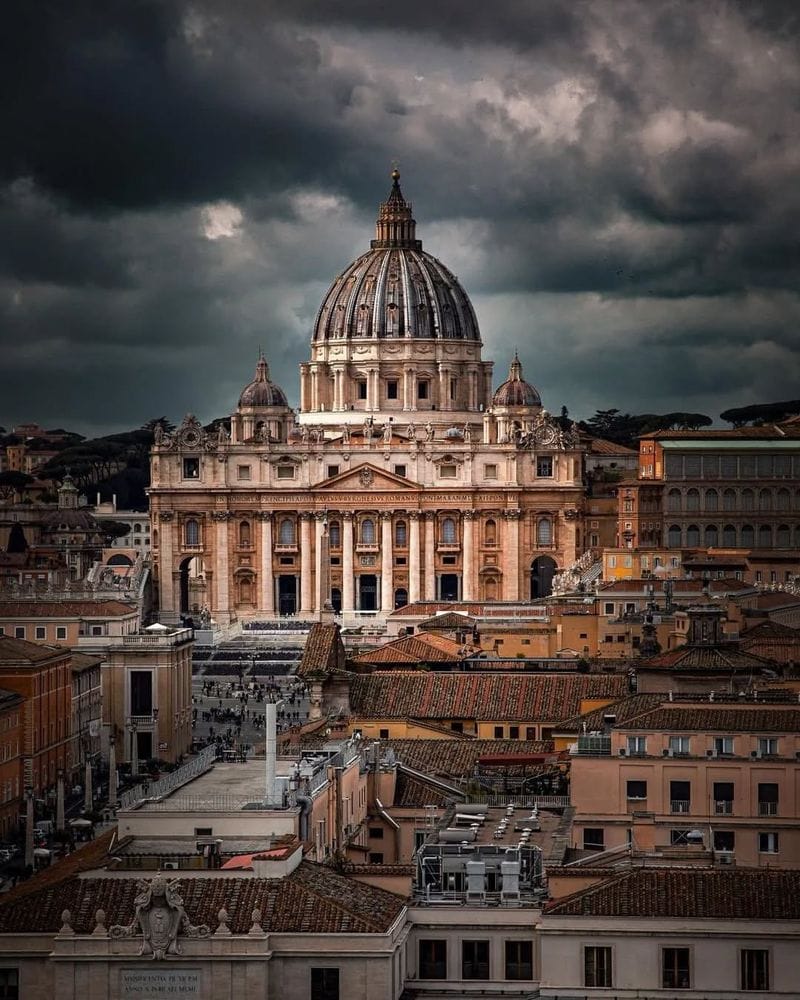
[[492, 353, 541, 408], [238, 355, 288, 409]]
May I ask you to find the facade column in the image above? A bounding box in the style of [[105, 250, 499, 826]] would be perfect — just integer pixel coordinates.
[[211, 512, 231, 617], [311, 367, 319, 411], [424, 512, 436, 601], [462, 511, 475, 601], [257, 513, 274, 615], [503, 510, 521, 601], [408, 512, 421, 604], [157, 512, 175, 615], [315, 513, 326, 613], [300, 513, 313, 614], [342, 513, 355, 614], [380, 513, 394, 613], [409, 368, 418, 411], [438, 366, 448, 411], [369, 368, 379, 410], [299, 365, 309, 412]]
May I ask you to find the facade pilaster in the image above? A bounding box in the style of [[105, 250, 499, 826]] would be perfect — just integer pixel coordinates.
[[211, 511, 232, 616], [503, 509, 521, 601], [380, 512, 394, 613], [256, 512, 274, 615], [408, 512, 421, 604], [157, 512, 175, 614], [424, 512, 436, 601], [462, 511, 475, 601], [300, 512, 313, 614], [342, 513, 355, 613], [315, 513, 326, 613]]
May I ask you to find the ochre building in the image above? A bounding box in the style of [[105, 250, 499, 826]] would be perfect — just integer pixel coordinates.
[[150, 172, 586, 625]]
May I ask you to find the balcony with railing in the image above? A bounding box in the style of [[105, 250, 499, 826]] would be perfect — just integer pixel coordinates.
[[759, 801, 778, 816], [574, 735, 611, 756], [714, 800, 733, 815], [670, 799, 691, 814]]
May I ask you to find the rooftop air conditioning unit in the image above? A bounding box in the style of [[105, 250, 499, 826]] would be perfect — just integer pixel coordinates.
[[162, 861, 179, 871], [618, 748, 627, 757], [716, 852, 735, 866], [662, 748, 674, 758], [706, 749, 718, 758], [750, 750, 762, 760]]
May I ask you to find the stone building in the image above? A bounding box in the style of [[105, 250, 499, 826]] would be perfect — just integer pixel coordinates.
[[149, 172, 586, 626]]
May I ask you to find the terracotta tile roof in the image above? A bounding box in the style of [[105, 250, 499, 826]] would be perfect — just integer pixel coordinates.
[[544, 867, 800, 919], [745, 592, 800, 611], [349, 672, 627, 723], [620, 705, 800, 733], [640, 426, 800, 440], [352, 633, 471, 666], [587, 437, 638, 456], [0, 635, 67, 663], [555, 693, 666, 733], [393, 769, 456, 807], [0, 600, 136, 618], [741, 620, 800, 639], [69, 651, 104, 674], [384, 739, 553, 781], [391, 602, 537, 618], [598, 579, 751, 594], [297, 623, 346, 678], [0, 859, 404, 935], [739, 620, 800, 664], [642, 644, 773, 672], [343, 863, 414, 876], [417, 612, 477, 630], [0, 687, 24, 712]]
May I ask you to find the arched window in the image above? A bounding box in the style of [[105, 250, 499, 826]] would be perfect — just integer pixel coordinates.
[[686, 524, 700, 547], [686, 489, 700, 512], [777, 524, 791, 548], [394, 588, 408, 609], [667, 524, 682, 547], [759, 489, 772, 511], [328, 520, 341, 547], [133, 524, 142, 533], [705, 489, 718, 512], [184, 519, 199, 547], [279, 518, 295, 545], [758, 525, 772, 548], [537, 517, 553, 546], [395, 520, 407, 547], [239, 520, 251, 547], [239, 575, 253, 604], [722, 524, 736, 547], [741, 524, 754, 547], [777, 489, 790, 512], [667, 489, 681, 512], [485, 519, 497, 546], [704, 524, 718, 547], [723, 489, 736, 512], [442, 517, 457, 544], [741, 489, 754, 511], [361, 518, 375, 544]]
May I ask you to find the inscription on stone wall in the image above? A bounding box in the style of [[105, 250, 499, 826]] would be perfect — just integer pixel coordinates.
[[121, 969, 201, 998]]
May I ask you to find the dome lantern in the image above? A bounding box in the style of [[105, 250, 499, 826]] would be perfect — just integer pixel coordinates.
[[492, 353, 542, 408], [238, 353, 289, 409]]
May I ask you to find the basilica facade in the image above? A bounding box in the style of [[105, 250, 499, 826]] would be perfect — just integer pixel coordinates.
[[150, 172, 586, 624]]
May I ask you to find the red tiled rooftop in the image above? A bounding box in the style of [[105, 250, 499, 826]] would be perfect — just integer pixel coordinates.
[[0, 635, 68, 663], [620, 705, 800, 734], [0, 600, 137, 618], [297, 622, 345, 678], [352, 633, 471, 665], [384, 739, 553, 781]]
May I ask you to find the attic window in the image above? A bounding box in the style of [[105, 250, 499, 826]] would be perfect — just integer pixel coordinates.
[[440, 464, 457, 479], [276, 465, 295, 479]]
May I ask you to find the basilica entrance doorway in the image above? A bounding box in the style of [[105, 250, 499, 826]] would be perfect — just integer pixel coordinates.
[[358, 574, 378, 611], [530, 555, 557, 599], [278, 575, 298, 616]]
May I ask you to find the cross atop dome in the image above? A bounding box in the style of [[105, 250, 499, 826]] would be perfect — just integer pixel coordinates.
[[371, 168, 422, 250]]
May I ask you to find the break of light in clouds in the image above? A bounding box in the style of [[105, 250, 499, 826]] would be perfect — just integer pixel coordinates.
[[0, 0, 798, 435]]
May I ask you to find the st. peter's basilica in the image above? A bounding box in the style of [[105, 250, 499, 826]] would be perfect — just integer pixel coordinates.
[[150, 172, 585, 624]]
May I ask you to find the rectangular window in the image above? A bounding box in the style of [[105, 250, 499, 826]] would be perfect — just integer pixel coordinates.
[[393, 464, 407, 478], [758, 737, 778, 756], [450, 378, 457, 400], [758, 782, 779, 816], [0, 969, 18, 999], [741, 950, 769, 991], [714, 781, 734, 814], [379, 729, 389, 740], [237, 465, 251, 480], [417, 380, 429, 400], [182, 457, 200, 479], [627, 780, 647, 801], [670, 780, 691, 813], [494, 726, 504, 739], [419, 940, 447, 980], [484, 464, 498, 479], [714, 830, 735, 852], [357, 380, 368, 400], [714, 736, 734, 755], [387, 380, 399, 400], [662, 947, 691, 989], [276, 465, 295, 479], [758, 832, 779, 854], [526, 727, 537, 741], [604, 602, 615, 615], [505, 940, 533, 981], [509, 726, 519, 739], [440, 464, 457, 478], [536, 456, 553, 477], [14, 628, 24, 640], [311, 967, 340, 1000], [583, 828, 605, 851], [326, 465, 339, 478], [462, 940, 490, 980], [369, 826, 384, 839], [368, 852, 384, 864], [584, 946, 612, 988], [130, 670, 153, 716], [91, 625, 103, 636], [670, 829, 691, 846], [627, 736, 647, 755], [669, 735, 690, 755], [35, 626, 46, 640]]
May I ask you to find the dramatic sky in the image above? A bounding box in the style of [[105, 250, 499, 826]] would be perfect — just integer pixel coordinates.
[[2, 0, 799, 436]]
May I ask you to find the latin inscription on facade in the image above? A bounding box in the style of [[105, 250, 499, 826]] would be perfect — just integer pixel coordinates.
[[121, 969, 201, 997]]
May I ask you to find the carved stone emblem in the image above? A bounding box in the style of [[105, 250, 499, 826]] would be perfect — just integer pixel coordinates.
[[110, 876, 210, 960], [358, 467, 374, 487]]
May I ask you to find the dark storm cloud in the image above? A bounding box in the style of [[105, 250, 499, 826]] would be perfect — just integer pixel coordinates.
[[0, 0, 798, 432]]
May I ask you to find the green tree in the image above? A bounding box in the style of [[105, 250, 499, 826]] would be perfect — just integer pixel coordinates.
[[0, 471, 33, 501], [98, 519, 132, 544]]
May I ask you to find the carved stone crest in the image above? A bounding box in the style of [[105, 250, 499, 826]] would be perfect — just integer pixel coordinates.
[[358, 467, 374, 487], [110, 876, 210, 960]]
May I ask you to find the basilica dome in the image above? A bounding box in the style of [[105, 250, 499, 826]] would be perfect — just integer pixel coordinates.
[[238, 355, 289, 408], [492, 354, 542, 408], [312, 171, 480, 343]]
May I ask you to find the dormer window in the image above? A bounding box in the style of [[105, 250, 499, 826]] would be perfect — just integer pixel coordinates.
[[183, 457, 200, 479]]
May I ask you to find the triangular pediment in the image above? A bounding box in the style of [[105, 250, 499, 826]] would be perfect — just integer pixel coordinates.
[[316, 462, 421, 491]]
